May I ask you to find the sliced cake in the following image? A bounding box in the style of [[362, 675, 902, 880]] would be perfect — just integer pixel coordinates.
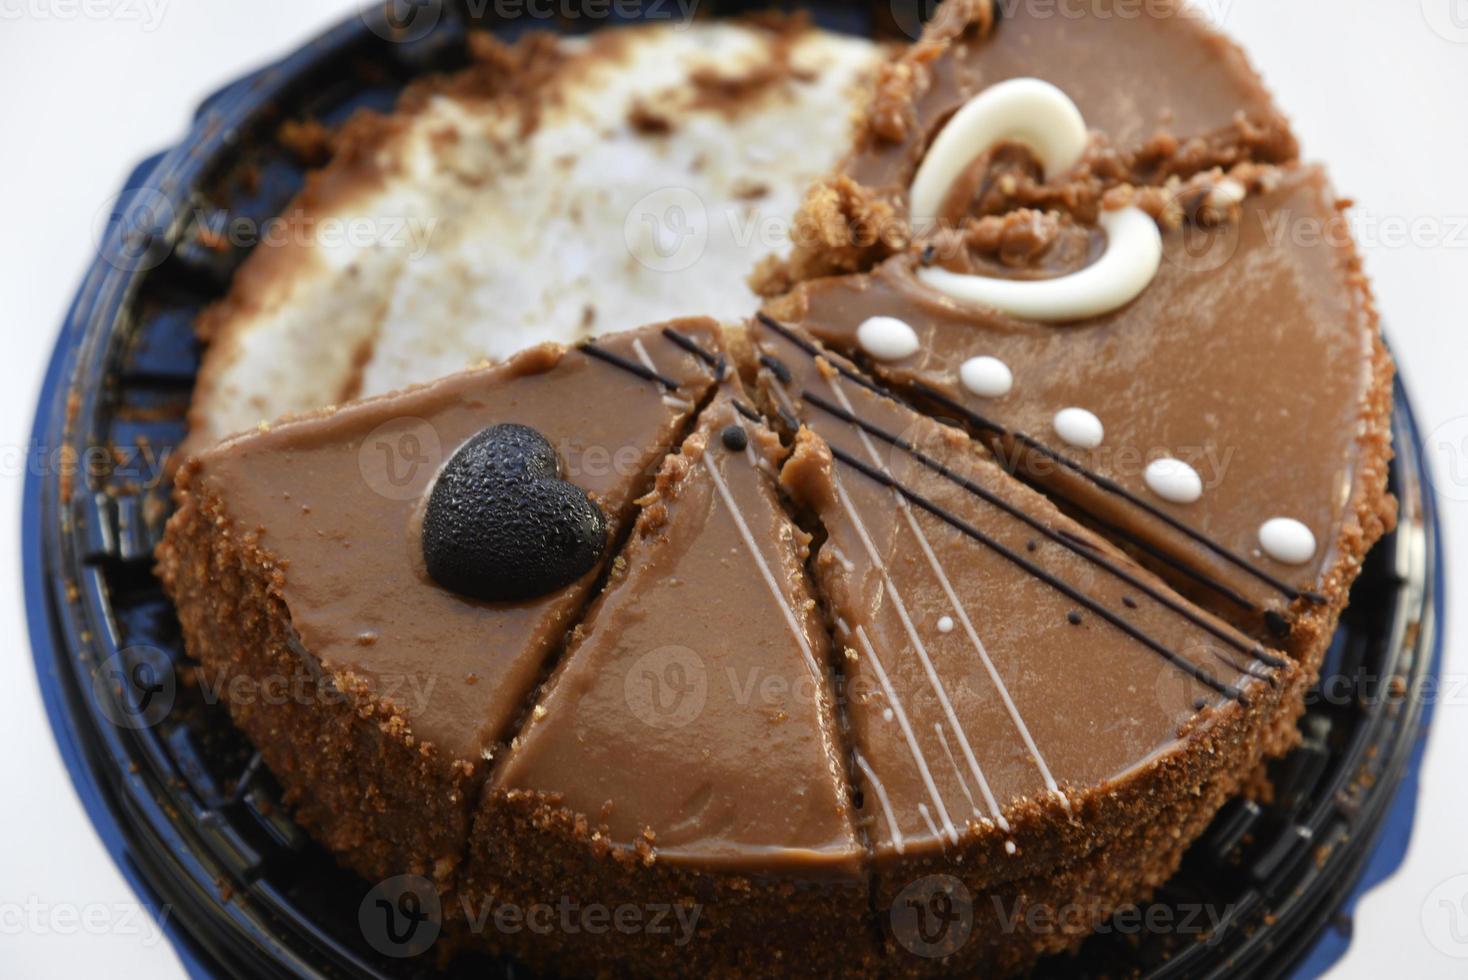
[[468, 380, 870, 976], [757, 0, 1393, 655], [750, 317, 1307, 975], [157, 320, 723, 886]]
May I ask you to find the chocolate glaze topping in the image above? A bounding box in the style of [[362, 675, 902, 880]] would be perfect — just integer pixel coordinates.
[[186, 319, 722, 761], [751, 317, 1285, 861], [767, 165, 1379, 637], [490, 385, 862, 871], [848, 0, 1297, 204]]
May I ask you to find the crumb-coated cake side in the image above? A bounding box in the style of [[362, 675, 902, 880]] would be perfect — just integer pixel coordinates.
[[466, 383, 872, 976], [157, 320, 724, 888]]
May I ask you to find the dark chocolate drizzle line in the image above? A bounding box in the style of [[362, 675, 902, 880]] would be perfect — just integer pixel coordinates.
[[660, 331, 722, 372], [909, 380, 1327, 606], [731, 399, 764, 424], [825, 444, 1246, 702], [757, 312, 1322, 607], [1049, 484, 1258, 613], [580, 341, 680, 390], [800, 390, 1284, 672], [757, 314, 890, 398], [758, 353, 793, 384]]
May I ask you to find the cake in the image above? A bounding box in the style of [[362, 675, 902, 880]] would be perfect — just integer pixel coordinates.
[[182, 17, 881, 455], [157, 1, 1396, 976], [749, 317, 1306, 974], [755, 0, 1394, 665], [468, 382, 869, 975], [158, 320, 725, 885]]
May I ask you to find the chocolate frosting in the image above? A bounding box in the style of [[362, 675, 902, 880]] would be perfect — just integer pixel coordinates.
[[769, 166, 1377, 632], [848, 0, 1297, 202], [492, 387, 862, 873], [191, 320, 723, 762], [751, 318, 1281, 861]]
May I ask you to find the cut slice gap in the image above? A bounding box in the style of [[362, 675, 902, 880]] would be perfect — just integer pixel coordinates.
[[156, 318, 724, 893], [745, 315, 1306, 976], [478, 342, 727, 773], [466, 374, 875, 975]]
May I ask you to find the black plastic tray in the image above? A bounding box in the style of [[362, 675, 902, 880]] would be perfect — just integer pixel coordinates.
[[23, 2, 1444, 977]]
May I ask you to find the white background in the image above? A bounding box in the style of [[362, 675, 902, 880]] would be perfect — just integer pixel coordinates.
[[0, 1, 1463, 977]]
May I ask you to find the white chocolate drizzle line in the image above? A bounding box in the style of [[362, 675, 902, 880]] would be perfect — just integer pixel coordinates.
[[703, 455, 824, 686], [907, 77, 1161, 322], [836, 478, 987, 837], [909, 78, 1088, 230], [631, 337, 660, 376], [918, 804, 943, 844], [853, 624, 959, 845], [828, 376, 1062, 809], [855, 752, 905, 856], [917, 207, 1161, 322], [935, 722, 981, 822]]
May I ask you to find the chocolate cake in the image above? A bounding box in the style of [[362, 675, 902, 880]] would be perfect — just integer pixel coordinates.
[[469, 383, 868, 975], [755, 0, 1395, 668], [158, 320, 725, 886], [750, 318, 1307, 974], [157, 1, 1396, 976]]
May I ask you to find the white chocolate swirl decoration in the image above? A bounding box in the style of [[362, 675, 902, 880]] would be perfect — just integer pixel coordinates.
[[909, 78, 1163, 323]]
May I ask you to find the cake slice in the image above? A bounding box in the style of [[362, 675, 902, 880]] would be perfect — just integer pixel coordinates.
[[750, 317, 1306, 975], [765, 163, 1394, 652], [467, 380, 869, 976], [157, 320, 723, 887], [756, 0, 1393, 653]]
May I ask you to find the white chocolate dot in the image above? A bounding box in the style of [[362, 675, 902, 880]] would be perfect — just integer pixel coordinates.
[[1144, 458, 1203, 504], [1259, 518, 1317, 565], [1004, 840, 1017, 855], [937, 615, 955, 634], [959, 356, 1013, 398], [882, 707, 895, 722], [1052, 408, 1104, 449], [857, 316, 920, 361]]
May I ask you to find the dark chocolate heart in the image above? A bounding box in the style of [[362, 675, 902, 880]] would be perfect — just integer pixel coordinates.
[[421, 424, 607, 602]]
